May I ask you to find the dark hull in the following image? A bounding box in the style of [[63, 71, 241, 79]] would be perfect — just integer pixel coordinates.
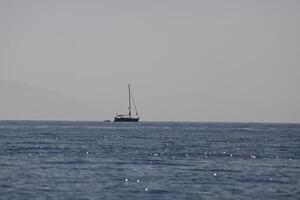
[[114, 117, 139, 122]]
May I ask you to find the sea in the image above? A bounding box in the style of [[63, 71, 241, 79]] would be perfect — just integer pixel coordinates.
[[0, 121, 299, 200]]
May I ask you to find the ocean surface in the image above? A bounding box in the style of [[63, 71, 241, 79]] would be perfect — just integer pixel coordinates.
[[0, 121, 299, 200]]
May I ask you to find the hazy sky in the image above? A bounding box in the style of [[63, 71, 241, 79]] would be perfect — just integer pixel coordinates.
[[1, 0, 300, 122]]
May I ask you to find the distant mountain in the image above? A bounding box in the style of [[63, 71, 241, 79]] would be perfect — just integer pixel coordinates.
[[0, 80, 107, 120]]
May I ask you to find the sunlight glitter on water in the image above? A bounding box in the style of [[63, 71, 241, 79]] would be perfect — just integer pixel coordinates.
[[0, 121, 299, 200]]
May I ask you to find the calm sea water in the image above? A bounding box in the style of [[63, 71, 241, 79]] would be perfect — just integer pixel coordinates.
[[0, 121, 299, 200]]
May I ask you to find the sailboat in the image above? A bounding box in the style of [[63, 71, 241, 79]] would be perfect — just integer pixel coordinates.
[[114, 84, 140, 122]]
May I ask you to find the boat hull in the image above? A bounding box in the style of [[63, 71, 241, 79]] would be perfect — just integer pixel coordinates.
[[114, 117, 139, 122]]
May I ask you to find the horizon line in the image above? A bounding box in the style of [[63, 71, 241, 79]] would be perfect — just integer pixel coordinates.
[[0, 119, 299, 125]]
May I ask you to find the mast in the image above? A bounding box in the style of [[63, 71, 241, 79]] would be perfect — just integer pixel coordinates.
[[128, 84, 131, 118]]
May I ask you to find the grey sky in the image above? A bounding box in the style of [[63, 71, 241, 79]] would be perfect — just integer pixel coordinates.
[[0, 0, 299, 122]]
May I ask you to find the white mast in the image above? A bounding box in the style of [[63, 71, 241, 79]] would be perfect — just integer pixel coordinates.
[[128, 84, 131, 118]]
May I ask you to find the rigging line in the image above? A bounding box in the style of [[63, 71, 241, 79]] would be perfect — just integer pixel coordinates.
[[131, 90, 139, 116]]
